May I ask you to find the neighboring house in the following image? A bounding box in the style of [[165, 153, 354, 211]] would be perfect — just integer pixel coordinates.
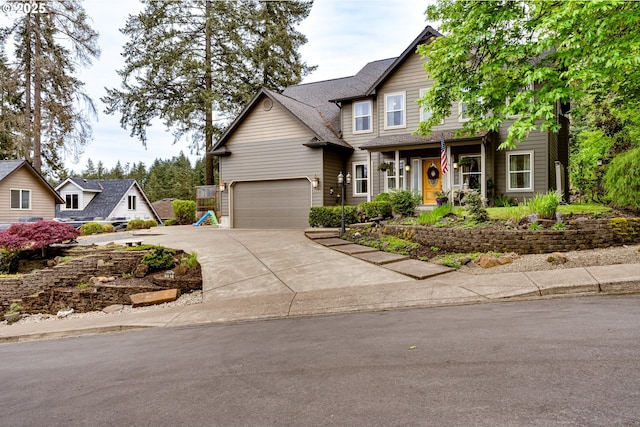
[[151, 198, 176, 221], [212, 26, 569, 229], [54, 178, 162, 224], [0, 160, 65, 224]]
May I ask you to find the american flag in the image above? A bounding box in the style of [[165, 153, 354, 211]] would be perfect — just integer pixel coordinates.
[[440, 134, 449, 174]]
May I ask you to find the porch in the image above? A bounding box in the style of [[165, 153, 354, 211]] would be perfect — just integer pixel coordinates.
[[360, 131, 493, 206]]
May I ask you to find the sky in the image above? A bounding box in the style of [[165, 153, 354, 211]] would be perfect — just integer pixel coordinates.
[[3, 0, 432, 173]]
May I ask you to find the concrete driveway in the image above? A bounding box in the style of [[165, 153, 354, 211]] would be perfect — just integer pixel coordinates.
[[136, 226, 416, 302]]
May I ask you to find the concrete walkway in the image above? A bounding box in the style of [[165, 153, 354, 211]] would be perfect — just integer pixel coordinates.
[[1, 226, 639, 343]]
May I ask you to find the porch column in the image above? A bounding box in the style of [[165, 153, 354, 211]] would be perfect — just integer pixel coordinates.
[[367, 150, 372, 202], [395, 150, 400, 190], [446, 144, 452, 195], [480, 142, 486, 199]]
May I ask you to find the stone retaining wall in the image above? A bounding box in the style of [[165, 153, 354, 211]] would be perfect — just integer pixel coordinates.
[[379, 218, 640, 255], [1, 247, 201, 315]]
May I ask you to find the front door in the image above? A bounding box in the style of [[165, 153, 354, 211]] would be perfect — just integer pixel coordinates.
[[423, 159, 442, 204]]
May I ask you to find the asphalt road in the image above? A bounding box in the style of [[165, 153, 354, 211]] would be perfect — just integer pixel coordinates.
[[2, 296, 640, 426]]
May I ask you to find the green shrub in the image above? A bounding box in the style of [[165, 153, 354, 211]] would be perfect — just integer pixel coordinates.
[[0, 248, 19, 274], [172, 200, 197, 225], [308, 206, 358, 228], [373, 192, 391, 202], [126, 219, 147, 230], [388, 190, 422, 217], [140, 246, 176, 272], [604, 147, 640, 210], [124, 243, 159, 251], [180, 251, 198, 269], [462, 191, 489, 222], [164, 219, 177, 226], [494, 194, 516, 207], [79, 222, 104, 236], [527, 191, 560, 220], [357, 201, 392, 221], [144, 219, 158, 228], [102, 224, 115, 233]]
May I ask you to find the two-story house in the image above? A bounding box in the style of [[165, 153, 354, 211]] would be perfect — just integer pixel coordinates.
[[211, 26, 569, 229]]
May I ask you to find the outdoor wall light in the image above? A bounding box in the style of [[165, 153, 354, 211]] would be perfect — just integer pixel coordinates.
[[311, 175, 320, 189], [218, 181, 226, 192], [405, 164, 411, 172], [453, 162, 458, 169], [329, 187, 334, 195]]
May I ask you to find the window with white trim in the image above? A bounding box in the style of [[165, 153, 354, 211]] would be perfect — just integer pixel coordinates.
[[458, 101, 470, 122], [419, 88, 444, 124], [384, 160, 405, 191], [384, 92, 406, 129], [64, 193, 79, 210], [353, 100, 372, 133], [507, 151, 534, 191], [460, 155, 481, 190], [127, 195, 137, 210], [10, 189, 31, 210], [352, 162, 368, 196]]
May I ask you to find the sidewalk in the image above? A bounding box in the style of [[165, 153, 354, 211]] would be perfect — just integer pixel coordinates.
[[1, 227, 639, 343]]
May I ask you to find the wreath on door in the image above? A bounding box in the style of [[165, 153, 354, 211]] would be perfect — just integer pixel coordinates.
[[427, 163, 439, 186]]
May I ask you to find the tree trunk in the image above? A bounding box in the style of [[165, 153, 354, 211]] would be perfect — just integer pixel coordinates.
[[33, 13, 42, 172], [24, 15, 32, 165], [204, 0, 214, 186]]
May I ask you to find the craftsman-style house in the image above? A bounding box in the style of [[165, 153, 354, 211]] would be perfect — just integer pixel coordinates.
[[211, 26, 569, 229]]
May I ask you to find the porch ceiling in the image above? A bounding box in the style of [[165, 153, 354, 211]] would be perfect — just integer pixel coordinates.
[[360, 130, 490, 151]]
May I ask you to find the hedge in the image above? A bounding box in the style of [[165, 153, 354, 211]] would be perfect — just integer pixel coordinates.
[[357, 201, 392, 221], [309, 206, 358, 228]]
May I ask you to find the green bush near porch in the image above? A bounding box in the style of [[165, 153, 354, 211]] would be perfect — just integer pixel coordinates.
[[357, 201, 392, 221]]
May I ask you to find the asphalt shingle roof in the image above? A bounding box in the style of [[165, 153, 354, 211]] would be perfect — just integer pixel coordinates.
[[361, 130, 491, 150], [68, 177, 103, 191], [55, 179, 136, 220], [0, 160, 25, 181]]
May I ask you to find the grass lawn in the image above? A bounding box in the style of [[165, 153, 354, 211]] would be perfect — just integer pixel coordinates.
[[487, 202, 611, 221]]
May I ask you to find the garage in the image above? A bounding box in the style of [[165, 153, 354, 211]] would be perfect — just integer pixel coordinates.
[[232, 179, 311, 229]]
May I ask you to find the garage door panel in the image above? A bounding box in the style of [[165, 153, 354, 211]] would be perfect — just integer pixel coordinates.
[[233, 179, 310, 229]]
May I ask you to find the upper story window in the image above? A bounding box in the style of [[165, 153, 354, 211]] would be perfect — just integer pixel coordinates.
[[64, 193, 79, 210], [507, 151, 534, 191], [10, 189, 31, 210], [420, 88, 444, 124], [352, 162, 368, 196], [458, 101, 470, 122], [384, 92, 406, 129], [353, 100, 372, 133], [128, 195, 137, 210]]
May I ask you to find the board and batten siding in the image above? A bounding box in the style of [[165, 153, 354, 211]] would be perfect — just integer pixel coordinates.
[[0, 167, 58, 222], [219, 96, 323, 217]]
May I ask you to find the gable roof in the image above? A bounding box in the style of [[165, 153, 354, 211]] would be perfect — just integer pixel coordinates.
[[55, 178, 161, 222], [212, 57, 396, 154], [364, 26, 442, 96], [0, 160, 64, 204]]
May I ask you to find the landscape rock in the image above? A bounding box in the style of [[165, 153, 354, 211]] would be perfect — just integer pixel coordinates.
[[477, 254, 500, 268], [174, 264, 188, 276], [96, 259, 106, 267], [130, 289, 180, 308], [133, 264, 149, 278], [57, 308, 74, 318], [547, 252, 568, 264]]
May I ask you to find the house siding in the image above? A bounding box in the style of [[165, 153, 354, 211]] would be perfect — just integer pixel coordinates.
[[495, 126, 548, 200], [322, 148, 344, 206], [109, 186, 159, 221], [219, 95, 323, 217], [0, 167, 58, 222]]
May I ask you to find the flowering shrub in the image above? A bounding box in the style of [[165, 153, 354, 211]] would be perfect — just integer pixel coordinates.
[[0, 220, 79, 252]]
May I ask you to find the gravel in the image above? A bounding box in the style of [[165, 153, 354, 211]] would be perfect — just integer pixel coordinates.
[[459, 245, 640, 275], [1, 290, 203, 328]]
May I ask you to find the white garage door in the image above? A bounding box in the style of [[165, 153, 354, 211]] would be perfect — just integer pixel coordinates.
[[233, 179, 311, 229]]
